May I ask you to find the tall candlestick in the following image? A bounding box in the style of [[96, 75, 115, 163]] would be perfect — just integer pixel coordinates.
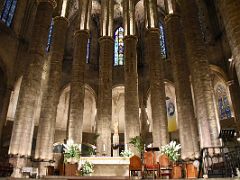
[[103, 144, 106, 152]]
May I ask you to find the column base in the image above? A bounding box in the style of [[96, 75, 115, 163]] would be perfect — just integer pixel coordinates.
[[38, 161, 50, 177], [9, 156, 28, 178]]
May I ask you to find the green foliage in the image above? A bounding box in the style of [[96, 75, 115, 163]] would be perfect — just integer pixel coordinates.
[[120, 149, 134, 157], [63, 140, 81, 163], [160, 141, 181, 162], [129, 136, 144, 154], [81, 161, 94, 175]]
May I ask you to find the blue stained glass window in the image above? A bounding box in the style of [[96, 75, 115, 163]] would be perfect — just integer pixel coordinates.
[[0, 0, 17, 27], [46, 19, 54, 52], [216, 84, 232, 120], [159, 23, 167, 59], [86, 38, 91, 63], [114, 27, 124, 66]]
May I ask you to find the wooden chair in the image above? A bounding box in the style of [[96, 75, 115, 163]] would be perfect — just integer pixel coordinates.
[[129, 155, 142, 179], [143, 151, 159, 178], [159, 154, 172, 178]]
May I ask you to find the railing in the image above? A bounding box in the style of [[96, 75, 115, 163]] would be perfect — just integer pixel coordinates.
[[202, 146, 240, 177]]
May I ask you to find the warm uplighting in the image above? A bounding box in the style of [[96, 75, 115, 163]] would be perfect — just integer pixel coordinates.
[[60, 0, 67, 17]]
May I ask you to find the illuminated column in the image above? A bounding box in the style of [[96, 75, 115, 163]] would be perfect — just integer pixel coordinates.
[[123, 0, 140, 154], [178, 0, 220, 148], [68, 0, 92, 144], [35, 16, 69, 162], [228, 80, 240, 121], [218, 1, 240, 87], [145, 0, 169, 147], [96, 0, 114, 156], [165, 0, 199, 159], [8, 0, 56, 177]]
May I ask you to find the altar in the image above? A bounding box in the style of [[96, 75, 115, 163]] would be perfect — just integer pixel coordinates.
[[79, 157, 130, 176]]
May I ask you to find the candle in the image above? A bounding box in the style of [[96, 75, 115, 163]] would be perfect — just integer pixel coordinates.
[[103, 144, 106, 152], [125, 144, 128, 150], [79, 144, 82, 152]]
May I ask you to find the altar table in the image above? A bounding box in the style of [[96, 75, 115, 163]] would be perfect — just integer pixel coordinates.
[[79, 157, 130, 176]]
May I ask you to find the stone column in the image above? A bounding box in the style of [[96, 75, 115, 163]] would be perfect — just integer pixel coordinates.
[[145, 0, 169, 147], [68, 30, 89, 143], [165, 12, 199, 159], [96, 0, 113, 156], [97, 36, 113, 156], [140, 105, 149, 143], [218, 1, 240, 86], [228, 80, 240, 121], [178, 0, 220, 148], [68, 0, 92, 144], [0, 87, 12, 145], [123, 0, 140, 154], [8, 0, 56, 176], [35, 16, 68, 162]]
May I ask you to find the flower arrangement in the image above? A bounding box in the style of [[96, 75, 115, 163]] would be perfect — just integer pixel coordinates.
[[63, 139, 81, 163], [120, 149, 134, 157], [81, 161, 94, 175], [160, 141, 181, 162]]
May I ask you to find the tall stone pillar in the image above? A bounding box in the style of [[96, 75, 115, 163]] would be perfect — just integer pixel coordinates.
[[68, 0, 92, 144], [165, 11, 199, 159], [35, 16, 68, 162], [123, 0, 140, 154], [228, 80, 240, 121], [97, 36, 113, 156], [8, 0, 56, 177], [218, 1, 240, 86], [68, 30, 89, 143], [145, 0, 169, 147], [0, 87, 12, 145], [178, 0, 220, 148], [96, 0, 113, 156]]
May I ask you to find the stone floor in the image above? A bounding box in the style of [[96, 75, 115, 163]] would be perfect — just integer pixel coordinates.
[[1, 177, 240, 180]]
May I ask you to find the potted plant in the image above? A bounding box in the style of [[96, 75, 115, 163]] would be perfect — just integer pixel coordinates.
[[81, 161, 94, 176], [129, 136, 144, 156], [63, 139, 81, 176], [63, 139, 81, 163], [120, 149, 134, 158]]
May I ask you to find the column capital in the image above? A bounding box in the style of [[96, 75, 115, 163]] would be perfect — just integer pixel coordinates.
[[53, 16, 69, 25], [164, 13, 180, 23], [146, 28, 160, 35], [37, 0, 57, 8], [123, 35, 138, 42], [74, 29, 90, 38], [99, 36, 114, 43]]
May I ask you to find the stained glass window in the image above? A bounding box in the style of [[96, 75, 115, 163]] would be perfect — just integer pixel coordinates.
[[159, 23, 167, 59], [46, 19, 54, 52], [0, 0, 17, 27], [114, 27, 124, 66], [216, 84, 232, 120], [86, 37, 91, 63]]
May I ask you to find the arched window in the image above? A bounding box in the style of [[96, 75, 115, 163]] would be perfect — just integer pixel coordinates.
[[46, 19, 54, 52], [86, 37, 91, 63], [0, 0, 17, 27], [114, 27, 124, 66], [159, 23, 167, 59], [215, 84, 232, 120]]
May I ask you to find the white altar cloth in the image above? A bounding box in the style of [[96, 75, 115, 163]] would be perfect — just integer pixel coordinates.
[[79, 157, 130, 176]]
